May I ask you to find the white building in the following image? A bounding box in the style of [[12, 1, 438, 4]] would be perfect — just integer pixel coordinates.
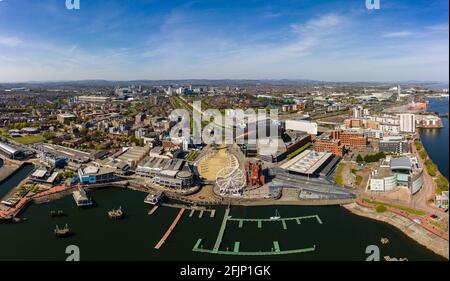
[[352, 106, 364, 118], [285, 120, 318, 135], [399, 114, 416, 133]]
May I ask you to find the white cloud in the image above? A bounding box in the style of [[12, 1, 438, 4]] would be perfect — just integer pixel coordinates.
[[382, 31, 414, 38], [290, 13, 345, 33], [426, 23, 449, 33], [0, 36, 22, 47]]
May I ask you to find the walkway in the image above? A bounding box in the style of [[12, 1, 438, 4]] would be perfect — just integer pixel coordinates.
[[154, 208, 185, 249]]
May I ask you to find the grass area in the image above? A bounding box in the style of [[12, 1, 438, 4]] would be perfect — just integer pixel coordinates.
[[355, 175, 363, 186], [435, 175, 449, 195], [362, 198, 425, 216], [287, 142, 312, 159], [376, 204, 387, 213], [334, 163, 345, 186], [429, 218, 449, 232], [10, 134, 46, 145]]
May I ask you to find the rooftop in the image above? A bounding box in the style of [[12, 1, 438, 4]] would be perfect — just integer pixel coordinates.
[[280, 149, 333, 175]]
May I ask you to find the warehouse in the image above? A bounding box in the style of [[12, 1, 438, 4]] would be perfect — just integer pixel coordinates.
[[0, 141, 25, 160]]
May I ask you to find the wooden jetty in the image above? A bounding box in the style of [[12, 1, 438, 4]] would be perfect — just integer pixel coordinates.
[[154, 208, 185, 250]]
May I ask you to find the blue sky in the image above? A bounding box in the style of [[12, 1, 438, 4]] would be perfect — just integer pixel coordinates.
[[0, 0, 448, 82]]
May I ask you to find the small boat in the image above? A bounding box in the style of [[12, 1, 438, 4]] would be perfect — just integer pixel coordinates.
[[54, 224, 70, 237], [381, 237, 390, 245], [50, 210, 65, 217], [270, 209, 281, 220], [108, 206, 124, 219]]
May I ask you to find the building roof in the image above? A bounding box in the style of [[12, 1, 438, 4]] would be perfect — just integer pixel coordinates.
[[390, 157, 412, 171], [280, 149, 333, 175], [32, 169, 47, 178], [0, 141, 18, 155]]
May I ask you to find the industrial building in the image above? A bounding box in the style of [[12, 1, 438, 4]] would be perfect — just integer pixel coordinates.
[[35, 144, 91, 164], [0, 141, 25, 160]]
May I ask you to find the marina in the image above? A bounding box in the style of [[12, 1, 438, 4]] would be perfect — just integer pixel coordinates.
[[194, 208, 321, 255], [0, 187, 445, 261]]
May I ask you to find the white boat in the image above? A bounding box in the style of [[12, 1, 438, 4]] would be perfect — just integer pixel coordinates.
[[270, 209, 281, 220], [72, 187, 92, 207], [144, 191, 164, 205]]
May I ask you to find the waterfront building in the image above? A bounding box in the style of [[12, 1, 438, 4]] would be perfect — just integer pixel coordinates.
[[399, 113, 416, 133], [135, 157, 193, 189], [77, 166, 117, 184], [369, 156, 423, 194]]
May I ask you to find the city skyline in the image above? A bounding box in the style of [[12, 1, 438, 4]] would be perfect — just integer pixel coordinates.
[[0, 0, 449, 82]]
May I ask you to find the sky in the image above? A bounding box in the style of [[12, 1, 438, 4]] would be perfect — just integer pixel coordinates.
[[0, 0, 448, 82]]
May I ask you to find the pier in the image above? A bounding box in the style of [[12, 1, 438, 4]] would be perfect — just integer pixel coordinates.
[[195, 209, 321, 256], [213, 208, 231, 253], [227, 214, 323, 230], [193, 238, 316, 256], [154, 208, 185, 250]]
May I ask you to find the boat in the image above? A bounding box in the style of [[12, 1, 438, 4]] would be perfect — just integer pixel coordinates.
[[50, 210, 65, 217], [380, 237, 390, 245], [72, 187, 92, 207], [108, 206, 124, 219], [144, 191, 165, 205], [54, 224, 70, 237], [270, 209, 281, 220]]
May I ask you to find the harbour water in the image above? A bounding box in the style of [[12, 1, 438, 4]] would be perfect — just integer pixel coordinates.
[[0, 183, 444, 261], [420, 98, 449, 179], [0, 102, 448, 261]]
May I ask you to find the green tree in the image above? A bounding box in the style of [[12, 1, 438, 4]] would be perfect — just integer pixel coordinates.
[[356, 154, 364, 163]]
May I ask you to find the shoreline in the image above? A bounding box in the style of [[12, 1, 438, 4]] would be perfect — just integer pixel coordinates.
[[3, 181, 448, 260], [343, 202, 449, 259]]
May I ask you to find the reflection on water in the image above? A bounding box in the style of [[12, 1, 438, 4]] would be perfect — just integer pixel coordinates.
[[0, 187, 444, 261], [420, 98, 449, 179]]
